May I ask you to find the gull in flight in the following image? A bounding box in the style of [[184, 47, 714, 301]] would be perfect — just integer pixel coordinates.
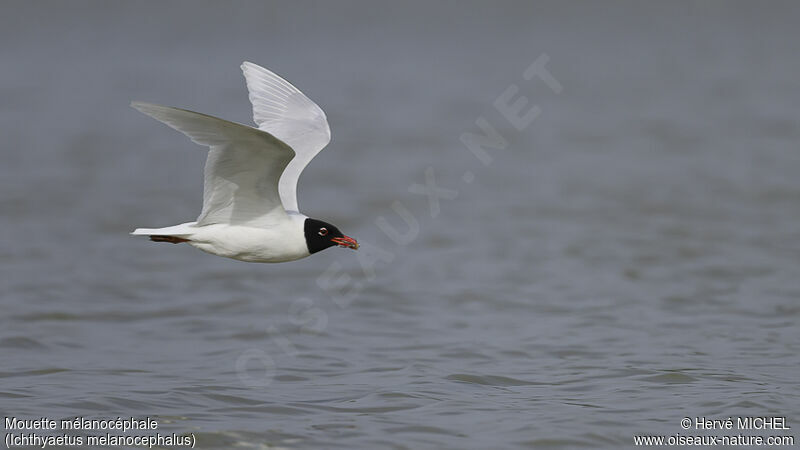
[[131, 62, 359, 263]]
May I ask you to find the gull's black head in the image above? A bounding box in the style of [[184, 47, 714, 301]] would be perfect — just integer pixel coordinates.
[[304, 218, 359, 254]]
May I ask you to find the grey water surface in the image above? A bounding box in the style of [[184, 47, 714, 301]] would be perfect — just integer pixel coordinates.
[[1, 1, 799, 448]]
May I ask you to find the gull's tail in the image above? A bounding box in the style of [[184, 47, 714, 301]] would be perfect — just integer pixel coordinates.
[[131, 222, 197, 244]]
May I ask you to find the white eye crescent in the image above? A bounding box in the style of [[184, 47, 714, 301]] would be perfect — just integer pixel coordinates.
[[318, 228, 328, 236]]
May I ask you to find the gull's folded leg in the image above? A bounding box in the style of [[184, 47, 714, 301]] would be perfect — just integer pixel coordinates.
[[149, 235, 191, 244]]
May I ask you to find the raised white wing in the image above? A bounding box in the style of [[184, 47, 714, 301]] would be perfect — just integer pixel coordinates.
[[241, 62, 331, 212], [132, 102, 295, 226]]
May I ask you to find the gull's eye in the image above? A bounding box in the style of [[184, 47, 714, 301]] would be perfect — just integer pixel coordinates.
[[318, 227, 328, 236]]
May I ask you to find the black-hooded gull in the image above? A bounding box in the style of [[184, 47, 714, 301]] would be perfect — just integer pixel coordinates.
[[130, 62, 358, 263]]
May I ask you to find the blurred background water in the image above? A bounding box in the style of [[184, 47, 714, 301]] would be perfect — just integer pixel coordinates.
[[1, 1, 798, 448]]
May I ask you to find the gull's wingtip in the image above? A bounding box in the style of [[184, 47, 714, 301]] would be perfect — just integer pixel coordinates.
[[131, 102, 171, 118], [130, 101, 154, 112]]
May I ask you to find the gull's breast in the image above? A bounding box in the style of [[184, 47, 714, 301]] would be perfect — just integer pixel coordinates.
[[187, 222, 310, 263]]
